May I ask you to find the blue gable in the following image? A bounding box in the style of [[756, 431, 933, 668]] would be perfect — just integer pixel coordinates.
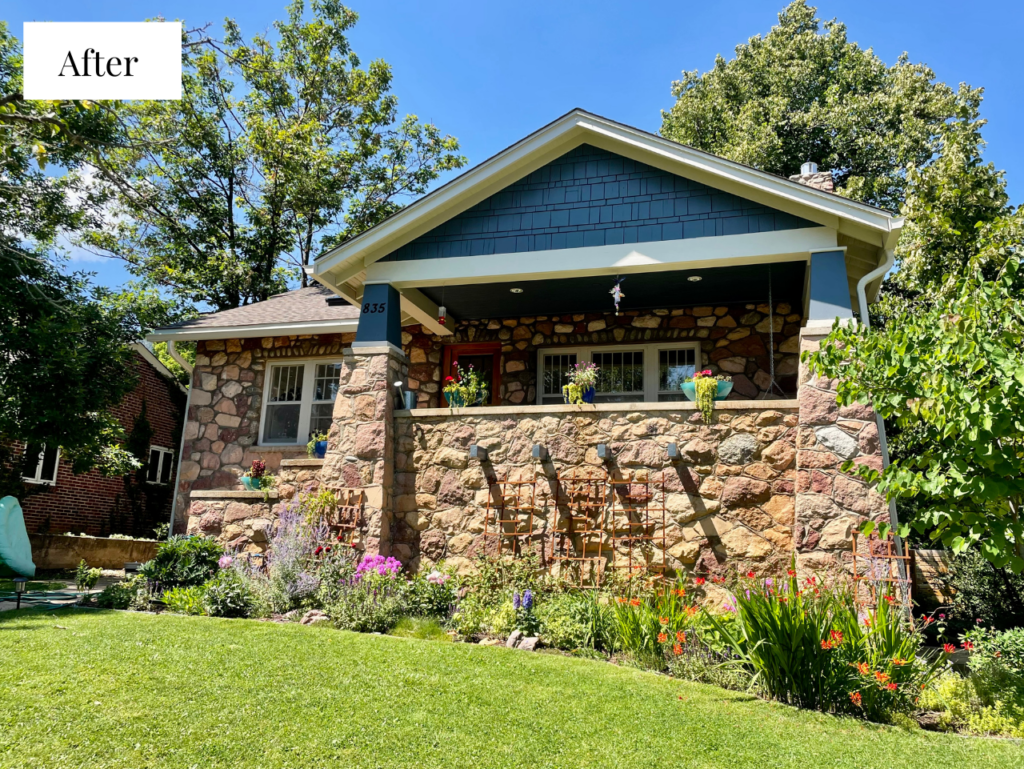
[[382, 145, 819, 262]]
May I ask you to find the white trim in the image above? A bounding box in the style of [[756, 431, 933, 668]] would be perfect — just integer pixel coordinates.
[[146, 318, 359, 343], [315, 109, 900, 291], [146, 446, 175, 485], [399, 286, 455, 336], [536, 340, 702, 405], [259, 359, 344, 447], [22, 443, 60, 486], [130, 343, 188, 392], [365, 227, 834, 288]]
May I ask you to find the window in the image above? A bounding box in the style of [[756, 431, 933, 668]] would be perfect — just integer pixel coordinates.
[[261, 359, 344, 445], [22, 443, 60, 485], [147, 447, 175, 485], [537, 342, 701, 404]]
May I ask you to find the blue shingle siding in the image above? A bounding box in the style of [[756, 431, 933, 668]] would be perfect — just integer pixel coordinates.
[[381, 145, 819, 262]]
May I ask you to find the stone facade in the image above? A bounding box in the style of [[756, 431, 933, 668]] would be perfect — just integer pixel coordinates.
[[392, 402, 799, 575], [793, 327, 889, 571], [175, 332, 355, 533], [403, 302, 802, 408]]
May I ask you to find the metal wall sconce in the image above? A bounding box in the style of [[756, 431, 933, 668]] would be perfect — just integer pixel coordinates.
[[532, 444, 547, 460], [596, 444, 609, 460], [666, 443, 680, 462], [469, 445, 488, 461]]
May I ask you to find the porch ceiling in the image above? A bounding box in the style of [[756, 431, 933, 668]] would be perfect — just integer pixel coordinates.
[[417, 261, 805, 320]]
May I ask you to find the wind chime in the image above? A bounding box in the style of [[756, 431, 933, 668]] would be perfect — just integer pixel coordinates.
[[609, 277, 625, 315]]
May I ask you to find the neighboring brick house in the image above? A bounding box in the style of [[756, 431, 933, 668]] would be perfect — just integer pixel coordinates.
[[150, 110, 902, 579], [16, 344, 187, 538]]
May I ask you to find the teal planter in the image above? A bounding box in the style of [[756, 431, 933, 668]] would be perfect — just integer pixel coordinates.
[[681, 380, 734, 402], [241, 476, 261, 492]]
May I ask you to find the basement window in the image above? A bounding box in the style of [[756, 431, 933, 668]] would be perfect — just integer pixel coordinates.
[[22, 443, 60, 485], [537, 342, 700, 405], [147, 446, 175, 485]]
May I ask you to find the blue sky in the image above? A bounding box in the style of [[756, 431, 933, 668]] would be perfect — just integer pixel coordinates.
[[7, 0, 1022, 290]]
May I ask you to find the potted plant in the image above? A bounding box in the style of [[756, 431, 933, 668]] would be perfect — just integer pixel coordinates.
[[242, 459, 275, 500], [443, 364, 487, 408], [562, 361, 599, 405], [682, 370, 733, 422], [306, 431, 329, 459]]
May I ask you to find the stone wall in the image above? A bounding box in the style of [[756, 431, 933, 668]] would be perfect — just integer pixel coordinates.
[[403, 302, 802, 409], [392, 402, 799, 575], [174, 332, 355, 532]]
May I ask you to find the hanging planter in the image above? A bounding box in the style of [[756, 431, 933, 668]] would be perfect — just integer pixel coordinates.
[[682, 371, 733, 422]]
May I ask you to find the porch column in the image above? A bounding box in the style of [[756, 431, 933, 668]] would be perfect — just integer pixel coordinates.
[[794, 249, 887, 572], [324, 284, 407, 556]]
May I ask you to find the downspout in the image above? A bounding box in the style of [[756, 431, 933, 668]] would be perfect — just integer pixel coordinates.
[[856, 250, 912, 595], [166, 339, 194, 539]]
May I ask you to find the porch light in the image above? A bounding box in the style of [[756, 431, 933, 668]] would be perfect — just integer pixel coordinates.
[[666, 443, 680, 461], [510, 288, 523, 294], [687, 276, 702, 282], [13, 577, 27, 610], [469, 445, 488, 461], [531, 444, 547, 460]]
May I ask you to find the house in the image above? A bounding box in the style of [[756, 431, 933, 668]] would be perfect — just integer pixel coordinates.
[[149, 110, 900, 579], [17, 344, 187, 539]]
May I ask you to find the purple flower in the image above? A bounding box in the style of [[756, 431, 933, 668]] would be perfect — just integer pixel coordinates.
[[523, 589, 534, 610], [218, 555, 233, 569], [513, 591, 521, 610]]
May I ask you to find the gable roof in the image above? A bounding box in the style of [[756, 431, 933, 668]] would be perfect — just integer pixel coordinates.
[[313, 109, 902, 304], [147, 286, 360, 342]]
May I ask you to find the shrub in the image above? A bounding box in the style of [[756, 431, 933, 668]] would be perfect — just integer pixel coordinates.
[[328, 578, 407, 633], [405, 569, 459, 619], [708, 568, 948, 722], [75, 560, 102, 592], [538, 592, 608, 651], [611, 579, 706, 669], [96, 575, 149, 610], [141, 536, 224, 590], [162, 585, 207, 615], [203, 568, 258, 618], [942, 549, 1024, 633]]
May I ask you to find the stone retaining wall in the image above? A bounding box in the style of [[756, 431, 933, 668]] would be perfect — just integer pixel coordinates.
[[29, 534, 160, 570]]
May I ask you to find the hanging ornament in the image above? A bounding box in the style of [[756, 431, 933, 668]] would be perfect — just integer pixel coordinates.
[[437, 305, 447, 325], [609, 278, 625, 316]]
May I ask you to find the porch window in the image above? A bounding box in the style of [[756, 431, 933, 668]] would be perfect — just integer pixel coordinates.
[[146, 446, 174, 485], [261, 360, 343, 445], [441, 343, 502, 406], [22, 443, 60, 485], [537, 342, 700, 404]]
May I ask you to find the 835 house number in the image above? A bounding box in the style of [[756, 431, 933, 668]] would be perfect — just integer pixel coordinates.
[[362, 302, 387, 314]]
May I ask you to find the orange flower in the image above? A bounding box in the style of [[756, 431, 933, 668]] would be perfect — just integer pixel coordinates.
[[891, 658, 906, 666], [856, 662, 870, 675], [657, 632, 668, 643], [673, 643, 683, 655], [787, 569, 796, 577], [884, 595, 895, 604], [923, 615, 934, 624], [849, 691, 862, 706], [676, 630, 686, 643], [962, 641, 975, 651], [685, 606, 699, 618], [673, 588, 686, 597], [746, 570, 756, 579], [659, 616, 669, 625], [886, 682, 898, 691], [630, 598, 641, 607], [943, 643, 956, 653], [820, 640, 833, 650], [616, 597, 627, 604], [694, 577, 705, 586], [829, 630, 843, 643], [874, 671, 890, 683]]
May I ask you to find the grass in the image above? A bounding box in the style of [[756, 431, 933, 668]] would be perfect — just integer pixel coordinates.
[[0, 580, 66, 592], [388, 616, 452, 642], [0, 609, 1021, 769]]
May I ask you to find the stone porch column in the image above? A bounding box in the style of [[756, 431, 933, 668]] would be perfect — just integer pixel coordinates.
[[322, 345, 408, 556]]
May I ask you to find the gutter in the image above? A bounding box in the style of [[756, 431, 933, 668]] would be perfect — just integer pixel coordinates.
[[167, 340, 194, 376], [855, 249, 911, 588]]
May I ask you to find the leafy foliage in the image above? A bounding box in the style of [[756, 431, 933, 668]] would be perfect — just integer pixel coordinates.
[[942, 549, 1024, 633], [140, 536, 224, 590], [806, 259, 1024, 569], [203, 568, 258, 618], [162, 585, 207, 616], [96, 574, 149, 610], [74, 560, 102, 592]]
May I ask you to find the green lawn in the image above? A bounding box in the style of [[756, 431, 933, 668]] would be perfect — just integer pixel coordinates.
[[0, 609, 1021, 768]]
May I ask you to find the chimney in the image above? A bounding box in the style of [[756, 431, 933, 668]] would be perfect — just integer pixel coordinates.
[[789, 161, 834, 193]]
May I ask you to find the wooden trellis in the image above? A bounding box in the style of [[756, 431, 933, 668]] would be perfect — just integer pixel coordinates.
[[607, 475, 667, 580], [552, 469, 609, 588], [321, 486, 365, 548], [851, 530, 913, 623]]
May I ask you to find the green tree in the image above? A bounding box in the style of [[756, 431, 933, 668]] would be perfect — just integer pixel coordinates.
[[805, 254, 1024, 571], [0, 23, 144, 498], [660, 0, 965, 213], [88, 0, 466, 310]]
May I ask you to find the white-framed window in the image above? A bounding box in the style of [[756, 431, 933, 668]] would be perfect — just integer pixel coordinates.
[[22, 443, 60, 485], [260, 359, 343, 445], [536, 342, 702, 404], [147, 446, 175, 485]]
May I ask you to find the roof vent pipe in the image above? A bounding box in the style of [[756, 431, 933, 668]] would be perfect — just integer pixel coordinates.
[[801, 161, 818, 175]]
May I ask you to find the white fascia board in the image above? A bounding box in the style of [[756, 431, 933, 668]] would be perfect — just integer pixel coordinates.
[[364, 227, 836, 288], [146, 319, 360, 342]]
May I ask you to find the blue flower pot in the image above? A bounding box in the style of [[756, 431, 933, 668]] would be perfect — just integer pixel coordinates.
[[242, 476, 260, 491], [563, 385, 596, 404], [681, 380, 734, 402], [314, 440, 328, 459], [446, 391, 466, 408]]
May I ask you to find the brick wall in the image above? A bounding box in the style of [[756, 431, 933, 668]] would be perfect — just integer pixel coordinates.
[[18, 351, 186, 538]]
